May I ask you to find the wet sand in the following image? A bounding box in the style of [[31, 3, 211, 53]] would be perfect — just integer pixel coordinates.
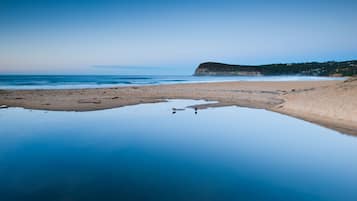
[[0, 78, 356, 135]]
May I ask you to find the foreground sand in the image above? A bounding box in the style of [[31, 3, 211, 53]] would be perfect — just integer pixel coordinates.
[[0, 78, 356, 135]]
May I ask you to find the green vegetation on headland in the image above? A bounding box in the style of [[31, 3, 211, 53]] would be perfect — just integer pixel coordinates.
[[194, 60, 357, 76]]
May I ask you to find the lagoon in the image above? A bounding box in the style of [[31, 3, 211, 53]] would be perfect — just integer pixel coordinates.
[[0, 100, 356, 201]]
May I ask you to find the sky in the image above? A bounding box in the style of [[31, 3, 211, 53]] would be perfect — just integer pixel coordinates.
[[1, 0, 357, 75]]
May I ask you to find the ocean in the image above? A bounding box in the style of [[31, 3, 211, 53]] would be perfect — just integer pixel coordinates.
[[0, 75, 344, 89]]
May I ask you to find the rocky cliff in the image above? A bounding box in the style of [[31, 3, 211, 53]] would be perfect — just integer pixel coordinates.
[[194, 61, 357, 76]]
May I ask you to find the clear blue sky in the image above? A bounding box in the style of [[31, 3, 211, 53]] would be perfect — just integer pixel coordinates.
[[1, 0, 357, 75]]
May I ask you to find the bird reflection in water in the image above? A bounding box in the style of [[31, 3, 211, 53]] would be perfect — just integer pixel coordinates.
[[171, 107, 198, 115]]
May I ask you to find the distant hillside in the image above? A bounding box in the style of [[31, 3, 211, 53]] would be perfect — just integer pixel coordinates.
[[194, 60, 357, 76]]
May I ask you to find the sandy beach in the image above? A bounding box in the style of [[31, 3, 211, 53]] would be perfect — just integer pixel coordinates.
[[0, 78, 356, 135]]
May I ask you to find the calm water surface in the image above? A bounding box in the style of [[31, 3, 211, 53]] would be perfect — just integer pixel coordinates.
[[0, 100, 356, 201]]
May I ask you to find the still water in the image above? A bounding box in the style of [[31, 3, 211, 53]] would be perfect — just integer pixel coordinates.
[[0, 100, 356, 201]]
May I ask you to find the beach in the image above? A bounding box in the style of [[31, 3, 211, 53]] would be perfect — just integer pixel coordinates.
[[1, 78, 356, 135]]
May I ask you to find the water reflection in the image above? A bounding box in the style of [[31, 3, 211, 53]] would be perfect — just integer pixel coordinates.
[[0, 100, 356, 201]]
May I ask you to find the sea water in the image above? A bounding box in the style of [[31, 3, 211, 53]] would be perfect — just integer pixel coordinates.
[[0, 75, 344, 89]]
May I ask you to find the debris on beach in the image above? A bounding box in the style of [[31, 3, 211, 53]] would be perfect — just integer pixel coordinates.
[[78, 99, 102, 104], [0, 105, 8, 109]]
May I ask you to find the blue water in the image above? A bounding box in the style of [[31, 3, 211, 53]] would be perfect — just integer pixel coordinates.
[[0, 75, 344, 89], [0, 100, 356, 201]]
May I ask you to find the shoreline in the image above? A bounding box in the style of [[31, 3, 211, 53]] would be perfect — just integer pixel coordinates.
[[1, 79, 356, 135]]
